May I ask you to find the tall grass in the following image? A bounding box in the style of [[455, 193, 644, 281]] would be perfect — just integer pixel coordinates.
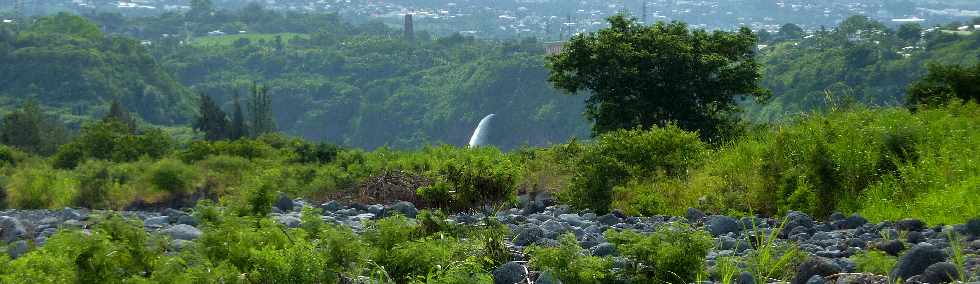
[[691, 103, 979, 223]]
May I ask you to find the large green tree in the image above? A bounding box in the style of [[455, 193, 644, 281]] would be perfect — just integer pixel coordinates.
[[193, 93, 230, 141], [0, 101, 68, 155], [228, 92, 247, 140], [248, 83, 276, 137], [546, 15, 768, 139], [103, 100, 138, 134]]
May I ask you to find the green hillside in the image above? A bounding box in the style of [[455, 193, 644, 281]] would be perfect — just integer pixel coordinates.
[[0, 13, 195, 125]]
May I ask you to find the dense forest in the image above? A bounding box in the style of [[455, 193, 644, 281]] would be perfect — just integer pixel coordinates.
[[751, 16, 980, 121], [3, 6, 592, 149], [0, 13, 194, 126], [3, 6, 980, 148]]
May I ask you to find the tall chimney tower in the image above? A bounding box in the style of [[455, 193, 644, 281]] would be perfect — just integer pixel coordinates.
[[404, 13, 414, 40]]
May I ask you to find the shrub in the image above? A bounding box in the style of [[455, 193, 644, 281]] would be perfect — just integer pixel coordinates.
[[363, 215, 421, 252], [5, 165, 77, 209], [526, 234, 613, 284], [1, 214, 166, 283], [612, 178, 698, 216], [74, 160, 115, 209], [417, 146, 521, 211], [145, 158, 198, 197], [291, 141, 341, 164], [694, 103, 980, 223], [196, 154, 253, 196], [564, 125, 706, 213], [742, 219, 806, 283], [420, 260, 494, 284], [606, 224, 713, 283], [386, 237, 465, 282], [51, 121, 173, 169], [179, 139, 276, 162], [851, 251, 898, 275], [0, 145, 25, 167]]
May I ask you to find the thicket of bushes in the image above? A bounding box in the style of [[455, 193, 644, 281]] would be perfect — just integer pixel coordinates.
[[0, 118, 524, 212], [0, 202, 511, 283], [547, 102, 979, 224], [0, 103, 977, 225]]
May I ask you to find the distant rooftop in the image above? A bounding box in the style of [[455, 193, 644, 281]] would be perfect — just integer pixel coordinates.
[[891, 17, 925, 23]]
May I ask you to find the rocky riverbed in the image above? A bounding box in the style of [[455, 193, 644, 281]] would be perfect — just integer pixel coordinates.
[[2, 194, 979, 284]]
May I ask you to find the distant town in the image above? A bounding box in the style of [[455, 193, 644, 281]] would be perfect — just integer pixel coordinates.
[[2, 0, 979, 39]]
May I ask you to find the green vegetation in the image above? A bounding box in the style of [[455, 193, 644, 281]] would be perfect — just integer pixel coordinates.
[[907, 62, 980, 109], [562, 125, 706, 214], [548, 15, 768, 140], [852, 251, 898, 275], [0, 13, 194, 125], [526, 234, 614, 283], [552, 102, 979, 224], [606, 224, 713, 283], [753, 15, 980, 121], [0, 204, 507, 283]]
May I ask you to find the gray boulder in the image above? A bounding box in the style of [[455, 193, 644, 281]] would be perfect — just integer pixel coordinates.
[[597, 214, 621, 226], [164, 224, 202, 240], [920, 262, 959, 284], [388, 201, 418, 218], [875, 240, 905, 256], [514, 225, 544, 246], [735, 271, 755, 284], [523, 199, 545, 215], [492, 261, 527, 284], [793, 257, 841, 284], [367, 204, 385, 216], [6, 240, 29, 258], [59, 208, 84, 220], [964, 218, 980, 237], [534, 238, 560, 248], [144, 216, 170, 228], [830, 212, 846, 222], [686, 208, 706, 222], [896, 219, 926, 232], [176, 215, 199, 226], [834, 214, 867, 230], [559, 214, 585, 227], [806, 275, 826, 284], [321, 200, 342, 213], [275, 193, 294, 212], [0, 216, 26, 243], [890, 244, 947, 282], [591, 242, 617, 257], [706, 215, 741, 236], [278, 215, 302, 228]]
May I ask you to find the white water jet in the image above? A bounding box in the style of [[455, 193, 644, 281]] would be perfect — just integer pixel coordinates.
[[467, 114, 495, 147]]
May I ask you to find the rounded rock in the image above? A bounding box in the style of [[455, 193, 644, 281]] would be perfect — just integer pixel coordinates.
[[591, 242, 617, 257], [793, 257, 841, 284], [920, 262, 959, 284], [164, 224, 202, 241], [706, 215, 741, 236], [388, 201, 417, 218], [275, 192, 294, 212], [890, 244, 947, 282], [492, 261, 527, 284], [0, 216, 26, 243]]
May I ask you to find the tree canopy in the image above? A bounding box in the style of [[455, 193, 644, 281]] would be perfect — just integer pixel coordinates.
[[907, 62, 980, 109], [546, 15, 768, 139]]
